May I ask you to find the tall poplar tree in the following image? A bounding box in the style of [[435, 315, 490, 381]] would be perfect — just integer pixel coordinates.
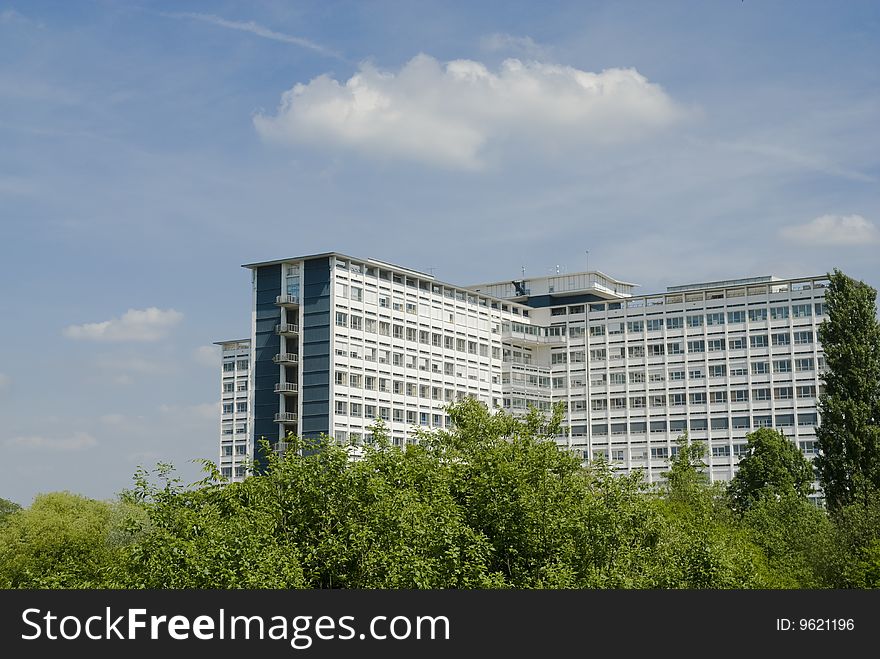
[[814, 269, 880, 511]]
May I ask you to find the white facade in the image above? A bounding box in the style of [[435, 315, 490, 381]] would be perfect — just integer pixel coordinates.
[[218, 254, 828, 494], [217, 339, 251, 482]]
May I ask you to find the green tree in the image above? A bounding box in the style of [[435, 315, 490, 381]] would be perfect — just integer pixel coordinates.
[[0, 497, 20, 523], [0, 492, 117, 588], [727, 427, 815, 512], [814, 269, 880, 511]]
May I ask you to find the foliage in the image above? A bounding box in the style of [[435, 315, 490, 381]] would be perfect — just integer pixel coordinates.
[[727, 428, 815, 512], [3, 399, 880, 589], [815, 269, 880, 511], [0, 492, 117, 588], [0, 497, 21, 523]]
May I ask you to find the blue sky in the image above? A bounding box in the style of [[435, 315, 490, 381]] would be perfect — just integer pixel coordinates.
[[1, 1, 878, 505]]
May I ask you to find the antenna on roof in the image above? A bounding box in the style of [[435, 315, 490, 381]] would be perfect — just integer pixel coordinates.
[[586, 249, 590, 273], [521, 265, 525, 278]]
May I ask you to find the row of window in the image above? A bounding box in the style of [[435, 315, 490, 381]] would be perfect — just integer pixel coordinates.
[[586, 368, 820, 386], [581, 341, 817, 360], [334, 367, 493, 389], [583, 305, 823, 334], [221, 402, 248, 415], [587, 385, 817, 410], [222, 379, 248, 393], [590, 412, 818, 436], [222, 360, 249, 372], [221, 445, 248, 456], [334, 333, 499, 359], [593, 439, 818, 462], [334, 404, 451, 428]]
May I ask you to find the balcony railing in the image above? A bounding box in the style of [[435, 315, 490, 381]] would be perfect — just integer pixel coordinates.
[[274, 382, 299, 394], [273, 353, 299, 364], [276, 295, 300, 307], [275, 323, 299, 335], [274, 412, 298, 423]]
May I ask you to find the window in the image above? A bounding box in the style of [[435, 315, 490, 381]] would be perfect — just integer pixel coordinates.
[[648, 343, 665, 357], [687, 340, 705, 353], [629, 396, 646, 408], [651, 447, 669, 459], [773, 359, 792, 373], [551, 352, 567, 364], [792, 304, 811, 318], [667, 341, 683, 355], [222, 403, 233, 415], [350, 402, 362, 417], [666, 316, 683, 330], [711, 417, 729, 430], [650, 394, 666, 407], [350, 286, 363, 302], [335, 312, 348, 327], [709, 364, 727, 378], [223, 382, 234, 393], [610, 397, 627, 409], [752, 387, 771, 401], [731, 389, 749, 403], [729, 364, 748, 376], [706, 312, 725, 326], [732, 416, 750, 429], [669, 370, 685, 381], [629, 372, 645, 383], [800, 440, 819, 455], [795, 358, 814, 372], [589, 324, 605, 336], [650, 420, 667, 433], [646, 319, 663, 332], [335, 401, 348, 415], [728, 336, 746, 350], [709, 391, 727, 404], [770, 306, 789, 320], [734, 443, 749, 457], [712, 445, 731, 457], [590, 348, 606, 361], [752, 361, 770, 375], [223, 362, 235, 372], [628, 345, 645, 358], [237, 360, 248, 371], [707, 338, 725, 351], [793, 331, 813, 345], [591, 399, 607, 411], [750, 335, 768, 348], [775, 414, 794, 427], [797, 385, 816, 399], [609, 372, 626, 385], [689, 392, 707, 405], [689, 418, 708, 431], [627, 320, 644, 333], [748, 308, 768, 322], [772, 332, 790, 346], [727, 310, 746, 324], [689, 368, 704, 380], [815, 302, 826, 316], [798, 412, 818, 426], [774, 386, 793, 400], [236, 402, 247, 413], [686, 314, 703, 327], [670, 393, 686, 406]]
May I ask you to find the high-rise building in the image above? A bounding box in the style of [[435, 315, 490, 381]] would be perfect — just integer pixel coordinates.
[[216, 339, 251, 481], [217, 252, 828, 498]]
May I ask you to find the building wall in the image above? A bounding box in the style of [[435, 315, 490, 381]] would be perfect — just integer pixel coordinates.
[[222, 254, 829, 498], [218, 340, 251, 482]]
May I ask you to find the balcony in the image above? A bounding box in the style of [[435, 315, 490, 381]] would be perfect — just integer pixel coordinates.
[[275, 323, 299, 336], [273, 353, 299, 364], [274, 412, 298, 424], [274, 382, 299, 394], [276, 294, 300, 307]]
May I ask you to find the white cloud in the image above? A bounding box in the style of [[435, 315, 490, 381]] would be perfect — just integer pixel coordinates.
[[193, 344, 220, 367], [254, 54, 687, 169], [63, 308, 183, 342], [165, 12, 341, 59], [780, 214, 879, 246], [5, 432, 98, 451]]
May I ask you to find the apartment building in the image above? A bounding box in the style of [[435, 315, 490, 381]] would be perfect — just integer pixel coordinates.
[[217, 252, 828, 494]]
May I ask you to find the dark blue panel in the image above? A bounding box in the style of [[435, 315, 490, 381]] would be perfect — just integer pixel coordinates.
[[302, 325, 330, 343], [252, 264, 282, 464], [301, 257, 331, 438]]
